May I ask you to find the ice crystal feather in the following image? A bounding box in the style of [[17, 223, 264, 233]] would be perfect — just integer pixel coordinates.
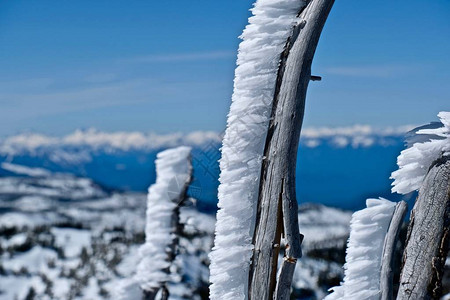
[[135, 146, 192, 292], [325, 198, 396, 300], [208, 0, 307, 299], [113, 278, 142, 300], [391, 111, 450, 194]]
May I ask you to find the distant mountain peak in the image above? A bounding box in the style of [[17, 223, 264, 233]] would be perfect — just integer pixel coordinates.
[[0, 125, 414, 157]]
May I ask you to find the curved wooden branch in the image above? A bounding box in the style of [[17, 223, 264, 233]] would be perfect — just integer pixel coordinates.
[[396, 156, 450, 299], [248, 0, 335, 299], [381, 200, 408, 300]]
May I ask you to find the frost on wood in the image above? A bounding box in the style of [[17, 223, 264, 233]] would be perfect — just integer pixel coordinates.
[[135, 146, 192, 294], [324, 198, 396, 300], [208, 0, 307, 299], [391, 111, 450, 194], [397, 156, 450, 299], [113, 278, 142, 300]]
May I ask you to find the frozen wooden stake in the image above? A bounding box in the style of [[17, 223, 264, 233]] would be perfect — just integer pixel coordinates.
[[136, 147, 192, 300], [248, 0, 335, 299], [380, 200, 407, 300], [396, 156, 450, 300]]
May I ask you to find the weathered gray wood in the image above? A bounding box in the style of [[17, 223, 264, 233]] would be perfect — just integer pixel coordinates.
[[396, 156, 450, 300], [143, 290, 157, 300], [274, 259, 296, 300], [274, 234, 304, 300], [160, 285, 169, 300], [143, 285, 169, 300], [381, 200, 408, 300], [248, 0, 335, 299]]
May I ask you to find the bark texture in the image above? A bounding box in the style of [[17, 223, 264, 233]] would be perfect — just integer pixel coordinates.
[[397, 156, 450, 300], [381, 200, 408, 300], [143, 290, 157, 300], [248, 0, 335, 299]]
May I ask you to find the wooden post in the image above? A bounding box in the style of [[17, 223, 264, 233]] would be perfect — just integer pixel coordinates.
[[142, 184, 190, 300], [143, 290, 158, 300], [160, 286, 169, 300], [143, 285, 169, 300], [248, 0, 335, 299], [380, 201, 407, 300], [396, 156, 450, 299], [141, 153, 192, 300]]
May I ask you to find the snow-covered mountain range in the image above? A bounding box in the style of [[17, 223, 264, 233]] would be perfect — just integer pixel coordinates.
[[0, 125, 412, 156], [0, 126, 413, 210], [0, 134, 448, 299]]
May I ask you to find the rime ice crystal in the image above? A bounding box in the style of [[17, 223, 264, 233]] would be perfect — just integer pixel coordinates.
[[135, 146, 192, 292], [325, 198, 396, 300], [113, 278, 142, 300], [391, 111, 450, 194], [208, 0, 306, 299]]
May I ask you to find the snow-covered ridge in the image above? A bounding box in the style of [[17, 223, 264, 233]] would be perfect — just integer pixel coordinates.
[[391, 111, 450, 194], [0, 170, 215, 300], [0, 129, 220, 154], [0, 168, 354, 299], [301, 124, 415, 148], [325, 198, 397, 300], [1, 162, 51, 177], [0, 125, 413, 157]]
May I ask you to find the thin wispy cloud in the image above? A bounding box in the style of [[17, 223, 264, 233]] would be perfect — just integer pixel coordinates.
[[121, 50, 235, 64], [324, 64, 417, 78], [83, 73, 119, 84], [0, 75, 227, 125], [0, 78, 55, 93], [0, 78, 161, 118]]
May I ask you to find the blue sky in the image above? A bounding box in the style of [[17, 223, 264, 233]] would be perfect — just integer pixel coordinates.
[[0, 0, 449, 136]]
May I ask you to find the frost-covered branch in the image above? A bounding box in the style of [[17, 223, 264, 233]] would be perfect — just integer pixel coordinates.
[[208, 0, 335, 299], [209, 1, 308, 299], [324, 198, 397, 300], [396, 156, 450, 299], [254, 0, 335, 298], [391, 111, 450, 195], [135, 146, 192, 300], [380, 201, 407, 300], [391, 112, 450, 299]]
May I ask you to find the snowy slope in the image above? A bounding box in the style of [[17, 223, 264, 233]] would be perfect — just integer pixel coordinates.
[[0, 172, 214, 300], [0, 170, 358, 299]]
